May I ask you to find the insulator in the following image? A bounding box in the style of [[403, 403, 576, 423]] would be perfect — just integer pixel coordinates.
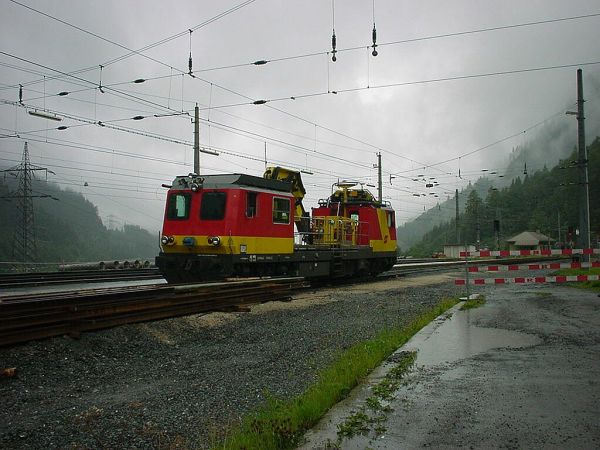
[[19, 84, 22, 104], [253, 60, 268, 65], [132, 115, 144, 120], [331, 31, 337, 62], [188, 54, 193, 75], [253, 99, 267, 105], [57, 126, 67, 130], [371, 24, 378, 56], [133, 79, 146, 83], [98, 65, 104, 93], [58, 91, 69, 96]]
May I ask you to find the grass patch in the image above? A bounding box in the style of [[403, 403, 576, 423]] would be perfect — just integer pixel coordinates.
[[216, 298, 457, 450], [336, 351, 417, 442], [460, 296, 486, 310], [553, 266, 600, 291]]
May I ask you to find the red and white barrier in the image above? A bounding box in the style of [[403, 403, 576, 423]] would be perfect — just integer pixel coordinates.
[[455, 275, 600, 285], [468, 262, 600, 272], [459, 248, 599, 258]]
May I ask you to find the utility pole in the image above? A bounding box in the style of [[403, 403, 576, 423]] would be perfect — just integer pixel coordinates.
[[557, 210, 561, 245], [577, 69, 590, 256], [1, 142, 54, 268], [476, 210, 480, 250], [455, 189, 459, 243], [376, 152, 382, 203], [193, 104, 200, 174], [566, 69, 591, 257], [494, 208, 501, 251]]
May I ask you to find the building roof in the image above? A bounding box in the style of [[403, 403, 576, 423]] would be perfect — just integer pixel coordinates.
[[506, 231, 553, 246]]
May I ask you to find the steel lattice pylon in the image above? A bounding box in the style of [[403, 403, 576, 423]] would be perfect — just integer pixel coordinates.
[[2, 142, 52, 268], [14, 143, 36, 262]]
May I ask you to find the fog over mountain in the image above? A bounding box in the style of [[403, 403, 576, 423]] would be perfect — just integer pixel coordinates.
[[1, 0, 599, 234]]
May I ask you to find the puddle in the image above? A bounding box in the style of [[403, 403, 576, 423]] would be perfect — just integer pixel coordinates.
[[300, 304, 545, 450], [406, 309, 542, 367]]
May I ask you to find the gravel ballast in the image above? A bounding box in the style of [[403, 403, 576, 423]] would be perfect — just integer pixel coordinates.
[[0, 273, 461, 449]]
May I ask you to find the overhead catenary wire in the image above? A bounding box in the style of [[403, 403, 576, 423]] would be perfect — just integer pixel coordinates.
[[9, 9, 591, 80], [2, 130, 366, 183], [2, 98, 378, 173], [15, 80, 431, 161], [2, 1, 582, 187], [4, 0, 258, 88], [4, 6, 588, 182], [3, 90, 579, 203], [261, 61, 600, 104], [3, 3, 596, 213], [0, 51, 182, 117]]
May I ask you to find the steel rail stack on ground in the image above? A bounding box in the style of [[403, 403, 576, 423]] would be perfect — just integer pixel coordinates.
[[0, 278, 307, 347]]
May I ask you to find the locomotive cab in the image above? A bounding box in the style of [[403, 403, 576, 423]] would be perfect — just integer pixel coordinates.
[[156, 173, 295, 282]]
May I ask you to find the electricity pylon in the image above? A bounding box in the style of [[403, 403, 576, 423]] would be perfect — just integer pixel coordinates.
[[1, 142, 54, 268]]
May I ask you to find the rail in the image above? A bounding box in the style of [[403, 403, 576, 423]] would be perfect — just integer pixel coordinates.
[[0, 277, 307, 347], [0, 267, 162, 288]]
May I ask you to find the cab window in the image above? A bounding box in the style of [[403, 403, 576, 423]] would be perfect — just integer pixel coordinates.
[[166, 193, 191, 220], [200, 192, 226, 220], [246, 191, 258, 218], [386, 211, 395, 228], [273, 197, 290, 224]]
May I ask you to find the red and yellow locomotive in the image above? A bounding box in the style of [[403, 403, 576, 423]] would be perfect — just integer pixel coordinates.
[[156, 167, 397, 283]]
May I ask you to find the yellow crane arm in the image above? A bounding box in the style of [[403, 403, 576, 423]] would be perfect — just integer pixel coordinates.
[[263, 166, 310, 233]]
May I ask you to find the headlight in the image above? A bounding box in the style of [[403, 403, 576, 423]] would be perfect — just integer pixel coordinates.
[[207, 236, 221, 246], [161, 235, 175, 245]]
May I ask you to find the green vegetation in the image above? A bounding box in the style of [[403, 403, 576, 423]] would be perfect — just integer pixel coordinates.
[[336, 351, 417, 442], [0, 177, 158, 268], [554, 266, 600, 291], [405, 137, 600, 257], [460, 296, 486, 310], [217, 299, 457, 450]]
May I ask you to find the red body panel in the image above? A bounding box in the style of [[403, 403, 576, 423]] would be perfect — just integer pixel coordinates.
[[162, 188, 294, 238]]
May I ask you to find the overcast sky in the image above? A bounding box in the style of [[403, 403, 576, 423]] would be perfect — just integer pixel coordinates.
[[1, 0, 600, 231]]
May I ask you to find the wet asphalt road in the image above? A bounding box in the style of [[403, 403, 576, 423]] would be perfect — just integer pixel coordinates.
[[301, 284, 600, 449]]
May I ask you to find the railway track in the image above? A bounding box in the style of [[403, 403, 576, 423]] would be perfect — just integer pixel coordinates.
[[0, 257, 566, 347], [0, 267, 163, 288], [0, 277, 307, 347]]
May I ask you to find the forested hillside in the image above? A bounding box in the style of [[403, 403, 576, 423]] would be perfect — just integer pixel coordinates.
[[0, 177, 158, 265], [408, 137, 600, 257], [396, 178, 493, 251]]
